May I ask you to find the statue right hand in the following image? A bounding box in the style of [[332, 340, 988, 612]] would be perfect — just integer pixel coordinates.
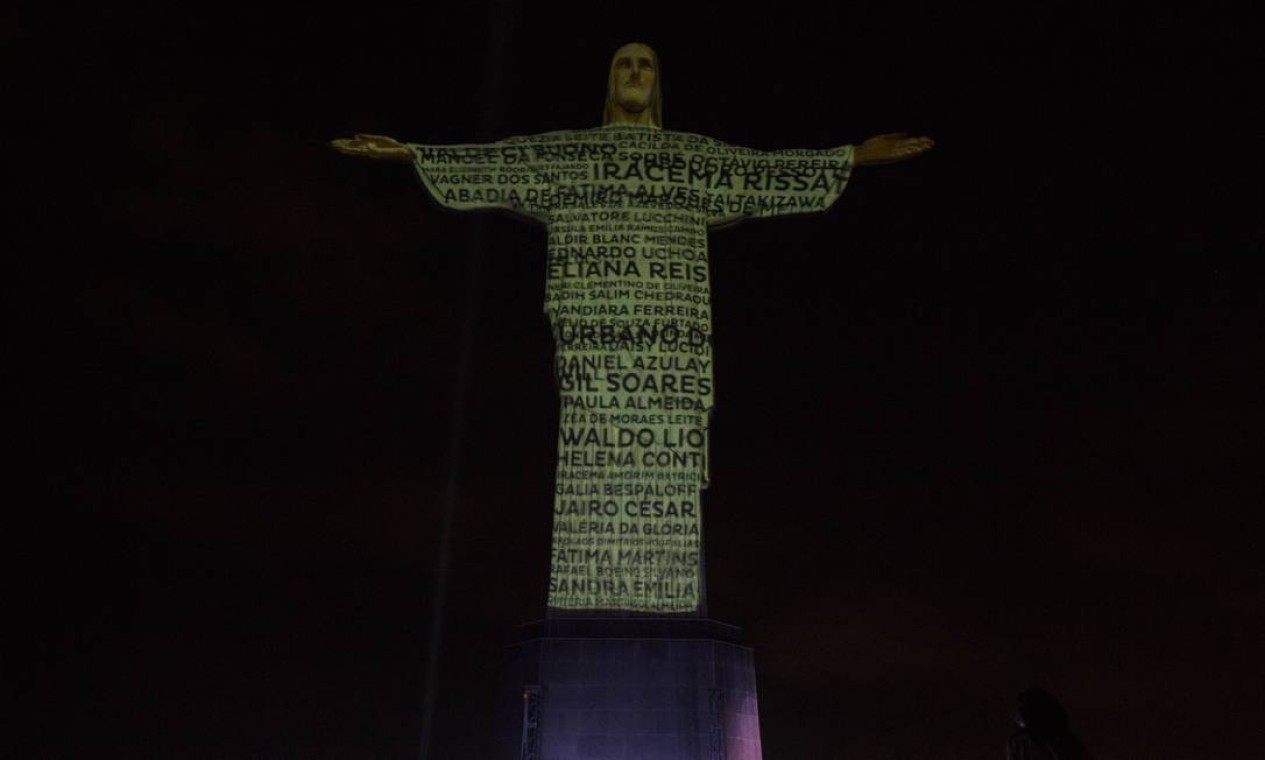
[[329, 134, 414, 161]]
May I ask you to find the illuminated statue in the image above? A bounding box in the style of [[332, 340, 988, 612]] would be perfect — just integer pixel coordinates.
[[333, 42, 932, 614]]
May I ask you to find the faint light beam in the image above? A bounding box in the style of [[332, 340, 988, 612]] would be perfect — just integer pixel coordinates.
[[418, 3, 520, 760]]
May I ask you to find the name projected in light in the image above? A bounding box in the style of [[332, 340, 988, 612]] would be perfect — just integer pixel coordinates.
[[410, 127, 853, 612]]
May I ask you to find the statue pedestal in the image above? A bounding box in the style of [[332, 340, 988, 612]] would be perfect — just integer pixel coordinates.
[[492, 618, 763, 760]]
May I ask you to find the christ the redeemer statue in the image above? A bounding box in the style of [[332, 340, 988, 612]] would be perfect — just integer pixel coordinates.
[[333, 42, 932, 615]]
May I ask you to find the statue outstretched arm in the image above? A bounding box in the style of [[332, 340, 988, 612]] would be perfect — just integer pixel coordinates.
[[330, 134, 415, 161], [337, 132, 554, 221], [853, 132, 934, 166]]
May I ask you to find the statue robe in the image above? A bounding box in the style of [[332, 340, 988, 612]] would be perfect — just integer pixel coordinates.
[[410, 126, 853, 614]]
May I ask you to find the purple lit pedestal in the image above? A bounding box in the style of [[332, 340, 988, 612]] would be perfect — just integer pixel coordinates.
[[492, 618, 763, 760]]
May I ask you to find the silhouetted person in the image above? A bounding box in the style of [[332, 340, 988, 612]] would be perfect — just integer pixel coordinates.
[[1007, 687, 1092, 760]]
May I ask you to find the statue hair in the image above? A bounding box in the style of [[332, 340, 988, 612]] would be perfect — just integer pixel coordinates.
[[603, 43, 662, 128]]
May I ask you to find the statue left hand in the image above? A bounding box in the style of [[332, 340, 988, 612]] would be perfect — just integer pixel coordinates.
[[330, 134, 415, 162], [854, 132, 934, 166]]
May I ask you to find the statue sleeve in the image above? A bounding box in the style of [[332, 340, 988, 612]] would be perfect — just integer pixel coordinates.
[[702, 143, 854, 228], [408, 138, 552, 223]]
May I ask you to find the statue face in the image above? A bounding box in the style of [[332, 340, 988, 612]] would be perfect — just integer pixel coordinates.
[[610, 43, 657, 114]]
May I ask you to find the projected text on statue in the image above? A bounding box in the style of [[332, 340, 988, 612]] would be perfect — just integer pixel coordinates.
[[331, 41, 932, 615], [410, 128, 852, 612]]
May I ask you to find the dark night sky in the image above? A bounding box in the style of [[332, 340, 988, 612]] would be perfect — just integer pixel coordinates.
[[10, 2, 1264, 757]]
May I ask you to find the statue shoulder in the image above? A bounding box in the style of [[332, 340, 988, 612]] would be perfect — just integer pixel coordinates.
[[664, 128, 724, 146], [594, 126, 728, 148], [501, 128, 612, 142], [497, 126, 730, 152]]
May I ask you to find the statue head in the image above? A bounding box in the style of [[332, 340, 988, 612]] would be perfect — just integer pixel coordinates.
[[603, 42, 662, 128]]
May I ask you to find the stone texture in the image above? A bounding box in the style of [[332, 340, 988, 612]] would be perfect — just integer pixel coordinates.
[[492, 618, 762, 760]]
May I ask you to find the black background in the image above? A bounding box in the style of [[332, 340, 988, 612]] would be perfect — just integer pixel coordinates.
[[11, 2, 1263, 757]]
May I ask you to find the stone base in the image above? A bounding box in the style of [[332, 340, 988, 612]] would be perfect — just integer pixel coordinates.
[[491, 618, 762, 760]]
